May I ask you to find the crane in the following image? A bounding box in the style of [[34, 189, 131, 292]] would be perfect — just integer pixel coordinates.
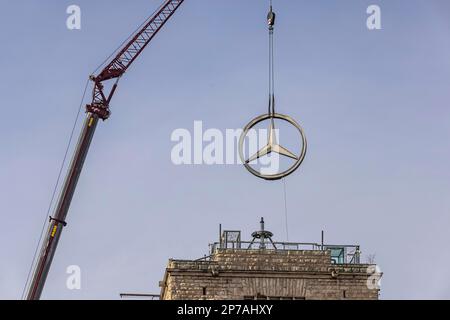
[[25, 0, 185, 300]]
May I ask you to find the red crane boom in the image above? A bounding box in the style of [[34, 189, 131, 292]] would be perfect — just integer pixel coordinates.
[[88, 0, 185, 120], [25, 0, 185, 300]]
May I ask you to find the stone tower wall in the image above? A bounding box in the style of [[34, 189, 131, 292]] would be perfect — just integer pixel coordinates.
[[160, 249, 379, 300]]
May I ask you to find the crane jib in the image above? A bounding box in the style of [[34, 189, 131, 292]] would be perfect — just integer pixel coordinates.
[[25, 0, 185, 300]]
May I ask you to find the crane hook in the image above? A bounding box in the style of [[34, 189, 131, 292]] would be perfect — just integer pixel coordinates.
[[267, 6, 276, 29]]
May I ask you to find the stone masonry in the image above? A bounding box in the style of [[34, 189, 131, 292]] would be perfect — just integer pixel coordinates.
[[159, 248, 380, 300]]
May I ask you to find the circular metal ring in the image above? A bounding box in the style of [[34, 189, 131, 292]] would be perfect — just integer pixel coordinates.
[[239, 113, 307, 181]]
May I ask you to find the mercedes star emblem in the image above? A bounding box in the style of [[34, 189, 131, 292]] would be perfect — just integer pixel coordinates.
[[239, 113, 307, 181]]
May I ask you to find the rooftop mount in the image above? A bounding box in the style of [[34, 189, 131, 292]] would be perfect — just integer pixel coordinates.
[[249, 217, 276, 250]]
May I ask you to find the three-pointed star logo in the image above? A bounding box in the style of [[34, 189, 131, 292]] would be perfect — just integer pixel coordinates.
[[245, 118, 299, 164]]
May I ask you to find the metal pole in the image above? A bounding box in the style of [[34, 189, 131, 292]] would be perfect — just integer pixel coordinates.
[[321, 230, 324, 251], [260, 217, 266, 249], [25, 113, 99, 300], [219, 223, 222, 248]]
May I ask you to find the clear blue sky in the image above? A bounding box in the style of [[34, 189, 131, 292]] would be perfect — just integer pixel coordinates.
[[1, 0, 450, 299]]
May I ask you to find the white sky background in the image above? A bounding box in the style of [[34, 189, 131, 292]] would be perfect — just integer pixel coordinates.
[[0, 0, 450, 299]]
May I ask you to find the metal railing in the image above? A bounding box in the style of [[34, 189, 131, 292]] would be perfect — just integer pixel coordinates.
[[209, 241, 361, 265]]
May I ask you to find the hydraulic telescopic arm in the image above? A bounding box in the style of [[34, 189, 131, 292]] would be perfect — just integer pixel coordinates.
[[25, 0, 185, 300]]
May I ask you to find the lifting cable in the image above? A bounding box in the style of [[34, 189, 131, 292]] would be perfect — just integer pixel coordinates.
[[266, 0, 290, 241], [282, 178, 290, 242], [268, 0, 276, 116], [267, 0, 290, 241]]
